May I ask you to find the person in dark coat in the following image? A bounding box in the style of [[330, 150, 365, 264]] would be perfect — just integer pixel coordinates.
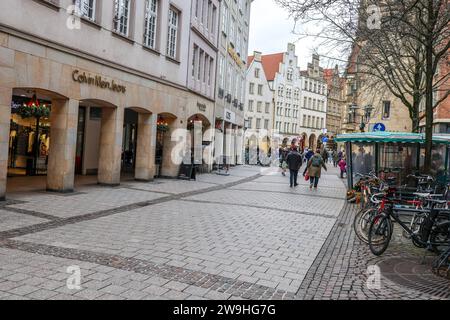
[[286, 147, 302, 188]]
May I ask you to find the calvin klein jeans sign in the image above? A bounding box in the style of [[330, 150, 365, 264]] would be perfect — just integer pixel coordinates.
[[72, 70, 126, 94]]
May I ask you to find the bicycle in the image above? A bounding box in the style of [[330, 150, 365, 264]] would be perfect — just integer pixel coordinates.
[[368, 198, 450, 256]]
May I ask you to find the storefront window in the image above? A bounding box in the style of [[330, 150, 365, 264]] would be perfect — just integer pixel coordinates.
[[8, 96, 51, 176], [351, 143, 375, 183], [379, 143, 418, 185]]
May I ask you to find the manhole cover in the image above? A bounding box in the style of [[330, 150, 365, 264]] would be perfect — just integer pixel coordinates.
[[378, 257, 450, 298]]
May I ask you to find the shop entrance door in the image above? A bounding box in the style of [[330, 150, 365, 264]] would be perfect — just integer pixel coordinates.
[[122, 109, 138, 174], [75, 107, 86, 175]]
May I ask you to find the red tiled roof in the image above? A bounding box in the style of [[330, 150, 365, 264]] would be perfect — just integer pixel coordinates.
[[247, 56, 255, 66], [323, 69, 334, 78], [323, 69, 334, 86], [259, 53, 284, 81]]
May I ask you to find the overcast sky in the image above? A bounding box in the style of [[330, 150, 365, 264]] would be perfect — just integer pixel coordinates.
[[249, 0, 334, 70]]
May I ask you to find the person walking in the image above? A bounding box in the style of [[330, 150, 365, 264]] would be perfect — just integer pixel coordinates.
[[279, 146, 289, 176], [303, 148, 315, 176], [307, 149, 328, 189], [332, 150, 339, 167], [286, 147, 303, 188], [338, 157, 347, 179]]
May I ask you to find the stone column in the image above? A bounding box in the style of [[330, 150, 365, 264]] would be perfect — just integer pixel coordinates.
[[229, 126, 236, 165], [0, 87, 12, 201], [214, 127, 224, 165], [98, 107, 124, 185], [235, 127, 244, 165], [46, 99, 79, 193], [203, 126, 214, 172], [135, 113, 156, 181], [161, 119, 184, 177]]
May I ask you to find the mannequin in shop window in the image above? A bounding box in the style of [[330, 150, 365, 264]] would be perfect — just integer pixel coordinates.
[[9, 130, 17, 168]]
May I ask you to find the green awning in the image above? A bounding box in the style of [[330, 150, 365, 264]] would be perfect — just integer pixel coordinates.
[[335, 132, 450, 145]]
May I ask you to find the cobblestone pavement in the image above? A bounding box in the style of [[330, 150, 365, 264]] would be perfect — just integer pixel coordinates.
[[0, 165, 448, 300]]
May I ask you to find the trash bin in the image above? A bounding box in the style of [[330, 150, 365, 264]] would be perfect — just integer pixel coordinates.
[[26, 158, 34, 176]]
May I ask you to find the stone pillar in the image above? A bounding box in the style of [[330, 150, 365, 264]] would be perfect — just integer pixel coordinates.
[[203, 125, 214, 172], [135, 113, 156, 181], [98, 107, 124, 185], [161, 119, 184, 177], [235, 127, 244, 165], [0, 87, 12, 201], [46, 99, 79, 193], [229, 126, 236, 165], [224, 124, 233, 165]]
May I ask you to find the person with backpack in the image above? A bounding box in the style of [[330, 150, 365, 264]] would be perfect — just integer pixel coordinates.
[[286, 147, 303, 188], [307, 149, 328, 189]]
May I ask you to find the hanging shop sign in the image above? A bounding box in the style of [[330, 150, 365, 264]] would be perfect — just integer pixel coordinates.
[[227, 46, 244, 69], [72, 70, 126, 94], [224, 108, 236, 124], [197, 102, 207, 112]]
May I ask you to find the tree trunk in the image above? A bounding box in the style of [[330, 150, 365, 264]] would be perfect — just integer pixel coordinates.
[[423, 0, 434, 174]]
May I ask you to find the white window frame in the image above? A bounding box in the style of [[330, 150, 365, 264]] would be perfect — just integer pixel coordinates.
[[167, 7, 179, 59], [75, 0, 96, 21], [144, 0, 158, 49], [113, 0, 131, 37], [221, 2, 228, 35]]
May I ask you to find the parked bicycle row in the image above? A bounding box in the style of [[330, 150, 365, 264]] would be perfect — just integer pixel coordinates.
[[348, 172, 450, 279]]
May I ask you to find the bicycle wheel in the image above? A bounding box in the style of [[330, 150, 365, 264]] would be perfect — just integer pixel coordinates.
[[430, 221, 450, 254], [368, 213, 393, 256], [353, 208, 377, 244]]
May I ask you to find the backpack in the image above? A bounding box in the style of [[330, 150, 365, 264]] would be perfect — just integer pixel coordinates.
[[311, 155, 322, 167]]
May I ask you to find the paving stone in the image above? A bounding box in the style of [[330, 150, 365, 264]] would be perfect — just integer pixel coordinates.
[[9, 285, 40, 296], [163, 289, 190, 300]]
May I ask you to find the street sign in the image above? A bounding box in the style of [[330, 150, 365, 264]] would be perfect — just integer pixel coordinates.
[[322, 137, 329, 143], [373, 123, 386, 132]]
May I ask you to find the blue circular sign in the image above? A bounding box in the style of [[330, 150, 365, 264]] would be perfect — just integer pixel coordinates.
[[322, 137, 329, 143], [373, 123, 386, 132]]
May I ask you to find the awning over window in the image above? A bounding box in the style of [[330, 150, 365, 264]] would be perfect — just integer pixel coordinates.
[[335, 132, 450, 145]]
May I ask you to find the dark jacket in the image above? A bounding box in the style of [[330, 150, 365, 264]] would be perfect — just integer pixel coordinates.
[[286, 150, 302, 171], [305, 150, 314, 160]]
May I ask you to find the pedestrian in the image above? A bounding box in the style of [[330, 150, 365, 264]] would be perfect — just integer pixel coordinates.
[[286, 147, 302, 188], [333, 150, 339, 167], [302, 148, 315, 176], [279, 146, 289, 176], [307, 149, 328, 189], [338, 149, 343, 161], [338, 157, 347, 179]]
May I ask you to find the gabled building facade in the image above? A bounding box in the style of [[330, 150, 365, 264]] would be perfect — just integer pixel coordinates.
[[323, 65, 345, 138], [245, 52, 274, 134], [299, 54, 328, 150]]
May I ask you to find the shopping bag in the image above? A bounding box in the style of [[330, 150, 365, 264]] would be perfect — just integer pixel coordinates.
[[304, 173, 309, 181]]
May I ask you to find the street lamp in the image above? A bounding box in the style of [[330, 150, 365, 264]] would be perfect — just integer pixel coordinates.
[[360, 105, 374, 132]]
